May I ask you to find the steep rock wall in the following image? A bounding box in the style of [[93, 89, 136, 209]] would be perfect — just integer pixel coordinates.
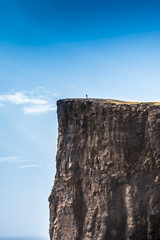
[[49, 99, 160, 240]]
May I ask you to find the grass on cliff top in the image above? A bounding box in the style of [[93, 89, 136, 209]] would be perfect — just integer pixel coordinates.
[[102, 100, 160, 105], [62, 98, 160, 105]]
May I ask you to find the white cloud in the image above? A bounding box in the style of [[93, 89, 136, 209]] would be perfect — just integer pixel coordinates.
[[0, 89, 58, 114], [0, 156, 20, 162], [18, 164, 42, 168], [0, 156, 52, 168], [0, 92, 47, 105], [23, 104, 56, 114], [0, 156, 30, 163]]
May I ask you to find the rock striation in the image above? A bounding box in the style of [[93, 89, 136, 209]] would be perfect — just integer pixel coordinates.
[[49, 99, 160, 240]]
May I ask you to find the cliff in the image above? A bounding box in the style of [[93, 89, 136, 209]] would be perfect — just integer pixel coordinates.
[[49, 99, 160, 240]]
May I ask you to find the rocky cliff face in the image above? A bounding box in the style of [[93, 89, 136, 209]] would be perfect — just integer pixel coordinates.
[[49, 99, 160, 240]]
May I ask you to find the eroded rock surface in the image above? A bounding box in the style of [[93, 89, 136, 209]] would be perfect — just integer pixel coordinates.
[[49, 99, 160, 240]]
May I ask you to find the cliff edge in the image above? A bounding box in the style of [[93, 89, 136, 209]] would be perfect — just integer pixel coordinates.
[[49, 99, 160, 240]]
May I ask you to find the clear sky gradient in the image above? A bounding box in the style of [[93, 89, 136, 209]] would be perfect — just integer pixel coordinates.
[[1, 0, 160, 239]]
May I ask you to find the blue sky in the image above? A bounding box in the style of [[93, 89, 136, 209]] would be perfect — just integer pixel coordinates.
[[1, 0, 160, 239]]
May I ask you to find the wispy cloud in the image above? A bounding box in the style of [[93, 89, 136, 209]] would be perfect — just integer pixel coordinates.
[[0, 156, 20, 162], [0, 88, 58, 114], [0, 157, 52, 168], [23, 104, 56, 114], [18, 164, 42, 168], [0, 156, 43, 169], [0, 156, 30, 163], [0, 92, 47, 105]]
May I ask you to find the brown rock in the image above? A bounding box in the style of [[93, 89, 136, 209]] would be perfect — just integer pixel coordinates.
[[49, 99, 160, 240]]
